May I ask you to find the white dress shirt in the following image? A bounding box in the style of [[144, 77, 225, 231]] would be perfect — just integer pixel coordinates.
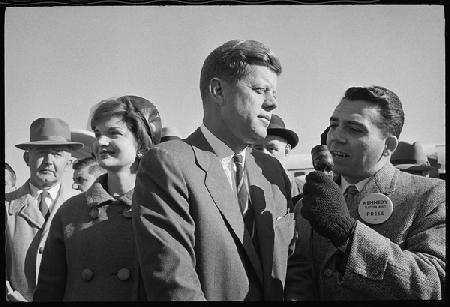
[[200, 124, 247, 193], [29, 182, 61, 213]]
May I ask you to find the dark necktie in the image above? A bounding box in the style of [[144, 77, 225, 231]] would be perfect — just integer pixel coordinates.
[[233, 153, 254, 237], [39, 190, 50, 221], [344, 185, 359, 205]]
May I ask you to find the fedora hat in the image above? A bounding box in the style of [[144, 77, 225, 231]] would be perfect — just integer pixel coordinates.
[[391, 141, 434, 172], [70, 129, 96, 159], [267, 114, 299, 149], [16, 118, 84, 151]]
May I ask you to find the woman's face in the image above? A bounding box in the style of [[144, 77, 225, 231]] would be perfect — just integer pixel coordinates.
[[92, 115, 139, 171]]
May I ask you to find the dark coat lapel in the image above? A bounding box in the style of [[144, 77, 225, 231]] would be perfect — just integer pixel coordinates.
[[245, 149, 276, 286], [187, 129, 264, 284]]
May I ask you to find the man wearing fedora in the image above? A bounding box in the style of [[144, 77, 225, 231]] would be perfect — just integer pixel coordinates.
[[5, 117, 83, 301], [253, 114, 304, 198]]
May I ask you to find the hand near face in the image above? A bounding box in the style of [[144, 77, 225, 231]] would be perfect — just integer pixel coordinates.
[[300, 171, 356, 247]]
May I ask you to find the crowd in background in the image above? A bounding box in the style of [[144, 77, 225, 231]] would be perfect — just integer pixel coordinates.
[[4, 39, 445, 301]]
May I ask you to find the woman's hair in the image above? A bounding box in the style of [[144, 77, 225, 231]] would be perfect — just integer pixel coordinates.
[[90, 95, 162, 155]]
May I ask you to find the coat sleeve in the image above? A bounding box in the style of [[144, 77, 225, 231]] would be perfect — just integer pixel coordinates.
[[337, 182, 446, 299], [33, 208, 67, 301], [132, 147, 206, 301], [284, 199, 315, 300]]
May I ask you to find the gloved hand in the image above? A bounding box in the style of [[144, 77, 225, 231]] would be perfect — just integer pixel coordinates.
[[300, 171, 356, 247]]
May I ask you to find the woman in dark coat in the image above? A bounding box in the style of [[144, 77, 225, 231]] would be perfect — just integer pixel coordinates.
[[33, 95, 162, 301]]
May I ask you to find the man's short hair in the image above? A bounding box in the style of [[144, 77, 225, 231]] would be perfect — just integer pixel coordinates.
[[5, 162, 16, 185], [342, 86, 405, 138], [200, 40, 282, 102], [72, 156, 105, 176]]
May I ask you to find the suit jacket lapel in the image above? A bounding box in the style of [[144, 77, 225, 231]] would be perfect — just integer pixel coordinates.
[[187, 129, 264, 284], [246, 150, 276, 286]]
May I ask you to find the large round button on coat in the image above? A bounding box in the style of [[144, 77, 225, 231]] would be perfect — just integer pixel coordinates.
[[38, 246, 44, 254], [81, 268, 94, 281], [89, 207, 99, 219], [122, 209, 132, 219], [117, 268, 131, 281]]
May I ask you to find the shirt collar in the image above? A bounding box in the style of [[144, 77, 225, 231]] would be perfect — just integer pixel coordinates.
[[340, 176, 369, 194], [200, 124, 247, 162], [29, 182, 61, 200]]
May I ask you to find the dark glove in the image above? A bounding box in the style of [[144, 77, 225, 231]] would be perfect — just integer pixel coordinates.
[[300, 171, 356, 247]]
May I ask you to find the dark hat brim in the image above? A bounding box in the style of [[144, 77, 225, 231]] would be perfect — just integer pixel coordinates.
[[394, 163, 435, 171], [15, 140, 84, 151], [267, 128, 299, 149]]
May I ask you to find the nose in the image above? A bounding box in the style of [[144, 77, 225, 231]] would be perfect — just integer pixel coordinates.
[[327, 126, 346, 146], [262, 91, 277, 111], [42, 152, 54, 164], [96, 135, 110, 148]]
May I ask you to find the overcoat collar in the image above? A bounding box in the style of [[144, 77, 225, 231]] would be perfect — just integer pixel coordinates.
[[7, 179, 67, 229], [186, 128, 264, 284], [85, 174, 134, 208]]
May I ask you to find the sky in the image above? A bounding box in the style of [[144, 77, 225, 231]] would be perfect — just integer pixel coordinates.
[[4, 5, 445, 197]]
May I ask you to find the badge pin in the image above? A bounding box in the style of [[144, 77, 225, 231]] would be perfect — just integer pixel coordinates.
[[358, 193, 393, 224]]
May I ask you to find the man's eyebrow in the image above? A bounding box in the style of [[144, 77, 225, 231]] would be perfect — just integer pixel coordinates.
[[329, 116, 338, 121]]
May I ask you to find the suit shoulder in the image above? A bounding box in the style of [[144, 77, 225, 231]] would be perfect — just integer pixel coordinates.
[[395, 171, 445, 193]]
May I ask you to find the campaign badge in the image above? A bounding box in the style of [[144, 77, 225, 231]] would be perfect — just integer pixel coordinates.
[[358, 193, 393, 224]]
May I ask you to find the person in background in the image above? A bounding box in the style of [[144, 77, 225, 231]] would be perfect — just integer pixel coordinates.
[[390, 141, 437, 177], [33, 96, 162, 301], [286, 85, 445, 300], [133, 39, 298, 300], [5, 118, 83, 301], [5, 162, 17, 193], [160, 126, 182, 142], [253, 114, 304, 199], [72, 156, 106, 192]]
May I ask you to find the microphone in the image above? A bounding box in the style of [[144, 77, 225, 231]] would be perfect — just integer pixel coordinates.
[[311, 145, 333, 175]]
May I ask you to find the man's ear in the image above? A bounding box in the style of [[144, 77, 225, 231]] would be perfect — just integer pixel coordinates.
[[67, 158, 73, 168], [383, 135, 398, 157], [210, 78, 225, 105], [23, 151, 29, 166], [285, 144, 291, 155]]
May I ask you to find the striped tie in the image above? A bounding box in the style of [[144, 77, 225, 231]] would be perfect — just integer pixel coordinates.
[[344, 185, 358, 205], [39, 190, 50, 221], [233, 153, 254, 237]]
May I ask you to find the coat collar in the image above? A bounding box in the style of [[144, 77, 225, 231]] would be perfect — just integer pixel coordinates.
[[359, 162, 398, 195], [7, 179, 67, 229], [85, 174, 134, 208]]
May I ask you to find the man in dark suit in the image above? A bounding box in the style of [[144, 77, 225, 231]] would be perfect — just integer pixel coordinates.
[[286, 86, 445, 300], [132, 40, 297, 300]]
